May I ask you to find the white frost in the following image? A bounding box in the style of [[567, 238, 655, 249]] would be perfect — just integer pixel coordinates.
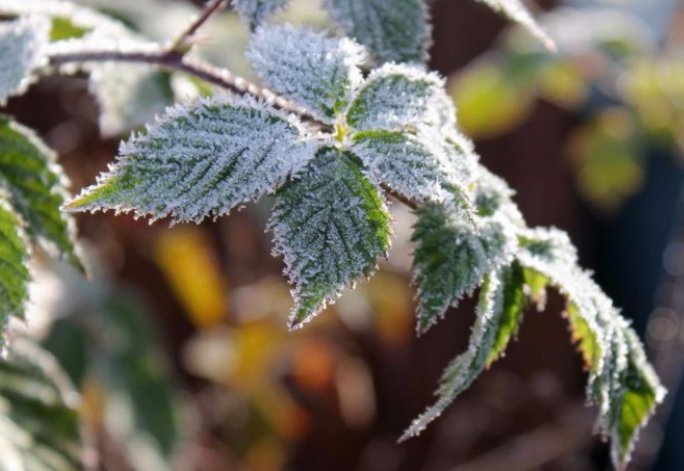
[[0, 16, 49, 104], [247, 24, 367, 123]]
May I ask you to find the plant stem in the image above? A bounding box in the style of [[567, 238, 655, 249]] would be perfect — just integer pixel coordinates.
[[167, 0, 229, 54], [48, 50, 322, 124]]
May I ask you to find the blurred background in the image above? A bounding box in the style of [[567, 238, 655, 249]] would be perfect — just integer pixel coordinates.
[[6, 0, 684, 469]]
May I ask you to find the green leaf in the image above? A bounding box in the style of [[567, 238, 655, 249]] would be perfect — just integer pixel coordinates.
[[352, 129, 475, 207], [346, 64, 448, 132], [233, 0, 290, 30], [0, 198, 29, 341], [0, 116, 81, 269], [401, 263, 526, 440], [475, 0, 555, 51], [49, 16, 89, 41], [411, 202, 515, 334], [611, 325, 665, 468], [324, 0, 431, 64], [270, 147, 392, 330], [486, 261, 526, 365], [515, 227, 665, 463], [0, 16, 49, 104], [0, 338, 82, 471], [247, 25, 366, 122], [515, 228, 611, 381], [43, 265, 181, 467], [515, 228, 607, 386], [67, 96, 317, 223]]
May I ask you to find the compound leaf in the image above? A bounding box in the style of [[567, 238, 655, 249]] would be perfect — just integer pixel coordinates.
[[0, 116, 81, 269], [247, 25, 366, 123], [0, 16, 49, 104], [270, 147, 392, 330], [67, 96, 317, 223], [324, 0, 430, 64]]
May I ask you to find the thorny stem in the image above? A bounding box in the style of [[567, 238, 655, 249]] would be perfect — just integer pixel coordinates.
[[167, 0, 229, 55]]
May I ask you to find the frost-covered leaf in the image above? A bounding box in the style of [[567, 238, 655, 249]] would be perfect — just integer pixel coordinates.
[[325, 0, 430, 64], [475, 0, 555, 50], [474, 166, 524, 225], [67, 96, 316, 223], [233, 0, 290, 30], [247, 25, 366, 122], [515, 226, 665, 466], [486, 261, 526, 365], [401, 263, 526, 439], [270, 147, 392, 330], [1, 0, 177, 136], [346, 64, 447, 131], [611, 325, 665, 468], [352, 129, 473, 208], [0, 16, 49, 104], [515, 228, 606, 382], [0, 338, 81, 471], [89, 65, 175, 137], [514, 228, 609, 389], [0, 199, 29, 342], [0, 116, 81, 269], [411, 202, 515, 334]]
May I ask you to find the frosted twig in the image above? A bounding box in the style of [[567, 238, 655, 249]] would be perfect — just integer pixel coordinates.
[[48, 49, 324, 125]]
